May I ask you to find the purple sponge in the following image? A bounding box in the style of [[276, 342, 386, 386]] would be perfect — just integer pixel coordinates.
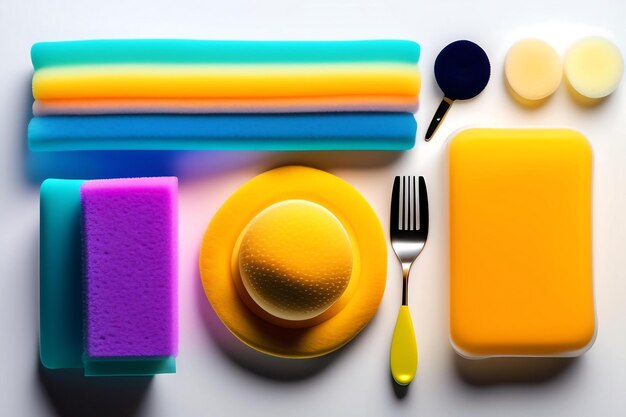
[[81, 177, 178, 359]]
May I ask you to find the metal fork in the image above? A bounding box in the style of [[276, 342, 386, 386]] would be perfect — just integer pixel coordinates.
[[389, 176, 429, 386]]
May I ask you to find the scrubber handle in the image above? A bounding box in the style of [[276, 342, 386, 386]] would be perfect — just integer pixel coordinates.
[[425, 97, 453, 141], [390, 305, 417, 385]]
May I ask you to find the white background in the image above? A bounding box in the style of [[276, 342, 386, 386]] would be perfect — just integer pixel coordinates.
[[1, 0, 625, 416]]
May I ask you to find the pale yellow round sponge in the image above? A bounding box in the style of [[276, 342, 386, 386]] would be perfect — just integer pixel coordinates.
[[505, 38, 562, 104], [238, 200, 353, 321], [565, 36, 623, 100]]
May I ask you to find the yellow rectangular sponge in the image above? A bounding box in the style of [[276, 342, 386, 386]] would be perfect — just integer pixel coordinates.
[[449, 128, 595, 358]]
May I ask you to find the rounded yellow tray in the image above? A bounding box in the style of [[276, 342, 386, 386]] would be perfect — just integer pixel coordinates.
[[199, 166, 387, 358]]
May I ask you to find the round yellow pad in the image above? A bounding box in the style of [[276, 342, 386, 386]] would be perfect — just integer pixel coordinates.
[[564, 36, 624, 100], [505, 39, 562, 104], [199, 166, 387, 358], [238, 200, 353, 322]]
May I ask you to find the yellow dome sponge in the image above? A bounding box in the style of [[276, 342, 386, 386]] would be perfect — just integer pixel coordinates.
[[238, 200, 353, 321]]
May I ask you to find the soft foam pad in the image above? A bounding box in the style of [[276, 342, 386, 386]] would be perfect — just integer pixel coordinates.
[[434, 40, 491, 100], [449, 128, 594, 358], [505, 38, 562, 104], [40, 179, 85, 369], [564, 36, 624, 101], [32, 64, 419, 100], [238, 200, 353, 322], [31, 39, 421, 69], [33, 95, 419, 115], [81, 177, 178, 360], [39, 177, 178, 376], [28, 113, 417, 151]]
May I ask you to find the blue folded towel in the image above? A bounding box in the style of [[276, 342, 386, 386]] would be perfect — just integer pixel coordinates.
[[28, 113, 417, 151]]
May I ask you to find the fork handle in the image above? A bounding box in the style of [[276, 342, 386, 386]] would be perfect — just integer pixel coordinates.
[[390, 305, 417, 385]]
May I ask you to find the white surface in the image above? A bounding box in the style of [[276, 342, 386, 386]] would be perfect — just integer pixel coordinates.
[[1, 1, 625, 416]]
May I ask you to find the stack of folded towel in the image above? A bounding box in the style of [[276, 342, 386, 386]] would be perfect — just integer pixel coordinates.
[[28, 40, 421, 151]]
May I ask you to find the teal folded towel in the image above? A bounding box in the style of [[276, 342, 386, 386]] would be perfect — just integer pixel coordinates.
[[31, 40, 420, 69], [28, 113, 417, 151]]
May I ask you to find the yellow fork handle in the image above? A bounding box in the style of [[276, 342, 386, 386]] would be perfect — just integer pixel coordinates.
[[390, 305, 417, 385]]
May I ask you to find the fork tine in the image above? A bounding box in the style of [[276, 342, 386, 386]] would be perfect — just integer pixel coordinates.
[[404, 176, 408, 230], [390, 176, 400, 232], [406, 176, 411, 230], [402, 176, 407, 230], [418, 176, 429, 235], [411, 176, 417, 230]]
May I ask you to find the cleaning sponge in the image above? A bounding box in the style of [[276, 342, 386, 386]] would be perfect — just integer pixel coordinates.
[[564, 36, 624, 103], [81, 177, 178, 360], [39, 177, 178, 376], [28, 113, 417, 151], [39, 179, 85, 369], [505, 39, 562, 105], [33, 95, 420, 116], [32, 64, 419, 100], [31, 39, 421, 69]]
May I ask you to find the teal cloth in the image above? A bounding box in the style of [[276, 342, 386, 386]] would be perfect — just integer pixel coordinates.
[[31, 39, 420, 69], [40, 179, 85, 369], [28, 113, 417, 151]]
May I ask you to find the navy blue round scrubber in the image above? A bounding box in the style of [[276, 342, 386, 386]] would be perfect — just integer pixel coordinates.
[[425, 40, 491, 140], [435, 40, 491, 100]]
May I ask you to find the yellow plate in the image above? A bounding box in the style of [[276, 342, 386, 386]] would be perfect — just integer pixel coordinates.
[[449, 128, 595, 358], [199, 166, 387, 358]]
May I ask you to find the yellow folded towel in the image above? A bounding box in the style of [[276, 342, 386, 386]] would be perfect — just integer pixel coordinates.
[[32, 64, 420, 100]]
